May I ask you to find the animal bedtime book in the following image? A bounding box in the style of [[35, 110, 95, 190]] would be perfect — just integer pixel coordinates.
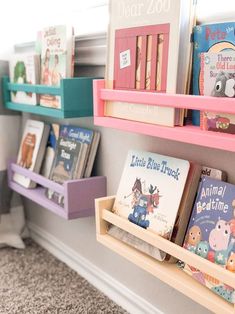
[[113, 149, 190, 261], [182, 176, 235, 304]]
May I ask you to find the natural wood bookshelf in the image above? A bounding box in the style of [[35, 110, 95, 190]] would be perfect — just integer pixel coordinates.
[[95, 196, 235, 314]]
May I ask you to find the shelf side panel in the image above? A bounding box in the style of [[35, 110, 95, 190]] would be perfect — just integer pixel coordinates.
[[64, 176, 107, 216], [62, 77, 96, 116]]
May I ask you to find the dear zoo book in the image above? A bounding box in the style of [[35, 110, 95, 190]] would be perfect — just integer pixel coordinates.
[[113, 149, 190, 261], [183, 176, 235, 304], [105, 0, 196, 127]]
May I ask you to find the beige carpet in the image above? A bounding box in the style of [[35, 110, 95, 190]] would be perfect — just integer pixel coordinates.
[[0, 239, 128, 314]]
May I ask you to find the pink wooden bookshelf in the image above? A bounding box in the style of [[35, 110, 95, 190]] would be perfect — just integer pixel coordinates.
[[93, 79, 235, 152], [96, 196, 235, 314], [8, 160, 107, 220]]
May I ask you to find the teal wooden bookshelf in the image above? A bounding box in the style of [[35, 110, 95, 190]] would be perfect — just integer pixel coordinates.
[[2, 76, 97, 118]]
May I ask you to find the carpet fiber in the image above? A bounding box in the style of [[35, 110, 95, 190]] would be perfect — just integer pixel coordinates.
[[0, 239, 127, 314]]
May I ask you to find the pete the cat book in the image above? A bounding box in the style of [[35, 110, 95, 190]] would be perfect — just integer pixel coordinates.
[[200, 51, 235, 134], [192, 21, 235, 125], [113, 149, 190, 261], [182, 176, 235, 304]]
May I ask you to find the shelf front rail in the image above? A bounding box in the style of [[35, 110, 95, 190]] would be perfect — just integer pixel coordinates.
[[93, 79, 235, 152], [8, 160, 107, 220]]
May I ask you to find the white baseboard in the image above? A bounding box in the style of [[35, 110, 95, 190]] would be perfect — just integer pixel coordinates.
[[28, 221, 163, 314]]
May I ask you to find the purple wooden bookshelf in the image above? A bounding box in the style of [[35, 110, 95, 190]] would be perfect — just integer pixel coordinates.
[[93, 79, 235, 152], [8, 161, 107, 220]]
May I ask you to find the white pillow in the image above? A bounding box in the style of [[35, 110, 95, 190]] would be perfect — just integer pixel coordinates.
[[0, 205, 27, 249]]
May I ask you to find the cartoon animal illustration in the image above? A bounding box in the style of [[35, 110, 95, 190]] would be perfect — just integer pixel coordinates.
[[195, 241, 209, 259], [128, 195, 150, 229], [204, 113, 231, 131], [185, 225, 202, 251], [127, 178, 161, 213], [211, 285, 235, 303], [209, 219, 234, 265], [13, 61, 32, 98], [128, 177, 142, 207], [19, 133, 36, 169], [14, 61, 27, 84], [226, 252, 235, 272], [211, 71, 235, 98]]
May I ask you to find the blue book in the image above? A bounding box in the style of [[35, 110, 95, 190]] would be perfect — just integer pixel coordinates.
[[59, 125, 94, 145], [192, 22, 235, 125], [46, 125, 94, 206], [183, 176, 235, 303]]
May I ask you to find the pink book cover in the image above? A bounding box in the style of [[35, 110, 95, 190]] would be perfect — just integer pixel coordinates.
[[39, 25, 74, 109]]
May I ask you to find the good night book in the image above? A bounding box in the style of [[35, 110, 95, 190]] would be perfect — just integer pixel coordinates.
[[112, 149, 190, 261]]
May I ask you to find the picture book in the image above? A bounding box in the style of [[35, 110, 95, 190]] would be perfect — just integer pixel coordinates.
[[166, 162, 201, 263], [182, 176, 235, 304], [46, 137, 84, 206], [167, 165, 227, 262], [113, 149, 190, 261], [40, 123, 60, 178], [201, 166, 227, 181], [13, 119, 50, 188], [59, 125, 94, 179], [39, 25, 74, 109], [192, 21, 235, 125], [167, 164, 227, 263], [9, 53, 40, 105], [46, 125, 93, 206], [199, 51, 235, 133], [105, 0, 197, 127], [83, 131, 101, 178]]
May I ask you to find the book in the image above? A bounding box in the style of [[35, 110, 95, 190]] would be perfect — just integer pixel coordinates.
[[166, 162, 202, 263], [13, 119, 50, 188], [83, 131, 101, 178], [182, 176, 235, 304], [39, 25, 75, 109], [9, 53, 40, 105], [104, 0, 197, 127], [201, 166, 227, 181], [192, 21, 235, 126], [112, 149, 190, 261], [167, 164, 227, 262], [59, 125, 95, 179], [46, 136, 84, 206], [199, 51, 235, 133], [40, 123, 60, 178], [46, 125, 93, 206]]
